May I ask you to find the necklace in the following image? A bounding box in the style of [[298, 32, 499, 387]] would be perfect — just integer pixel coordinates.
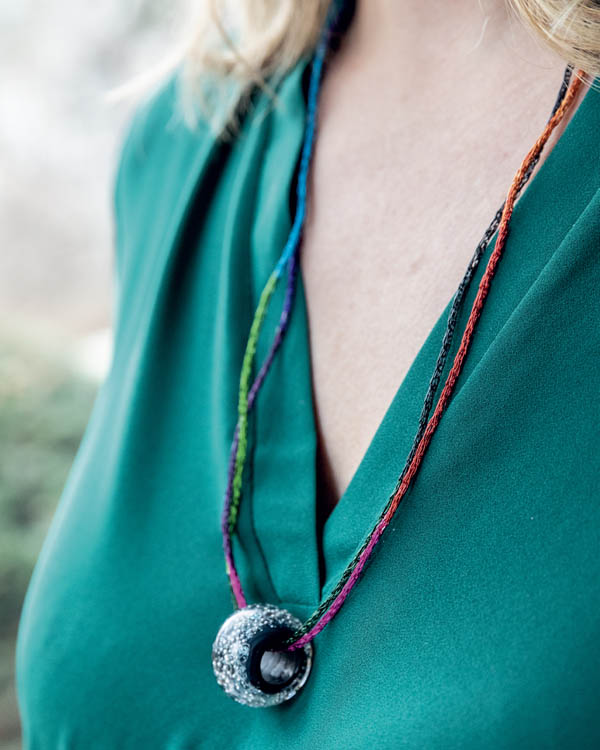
[[211, 0, 584, 708]]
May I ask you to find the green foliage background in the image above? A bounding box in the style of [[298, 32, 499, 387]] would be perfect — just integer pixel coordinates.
[[0, 335, 97, 748]]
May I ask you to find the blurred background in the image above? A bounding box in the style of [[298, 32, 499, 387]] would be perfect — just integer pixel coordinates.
[[0, 1, 188, 745]]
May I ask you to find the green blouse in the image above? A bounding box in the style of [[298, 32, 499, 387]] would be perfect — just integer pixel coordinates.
[[16, 38, 600, 750]]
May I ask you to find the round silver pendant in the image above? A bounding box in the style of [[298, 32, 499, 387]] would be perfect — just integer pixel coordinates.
[[212, 604, 314, 707]]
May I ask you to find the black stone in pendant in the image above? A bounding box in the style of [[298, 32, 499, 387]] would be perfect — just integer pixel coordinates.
[[212, 604, 314, 707], [247, 625, 307, 693]]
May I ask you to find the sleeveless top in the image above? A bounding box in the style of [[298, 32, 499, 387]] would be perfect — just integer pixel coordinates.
[[16, 17, 600, 749]]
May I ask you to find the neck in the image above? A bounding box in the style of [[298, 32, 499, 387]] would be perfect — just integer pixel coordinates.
[[353, 0, 558, 76]]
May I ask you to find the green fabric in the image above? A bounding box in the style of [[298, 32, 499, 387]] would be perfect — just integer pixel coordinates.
[[16, 48, 600, 748]]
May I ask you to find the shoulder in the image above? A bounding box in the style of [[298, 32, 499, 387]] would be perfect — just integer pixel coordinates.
[[111, 70, 215, 274], [109, 58, 312, 315]]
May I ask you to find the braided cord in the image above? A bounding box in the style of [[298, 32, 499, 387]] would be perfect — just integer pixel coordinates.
[[221, 252, 301, 608], [284, 67, 583, 649], [228, 270, 278, 534], [279, 77, 571, 639], [221, 0, 348, 608], [394, 64, 573, 496]]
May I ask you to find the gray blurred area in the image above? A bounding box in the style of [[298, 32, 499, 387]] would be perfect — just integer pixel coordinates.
[[0, 1, 189, 745], [1, 0, 189, 344]]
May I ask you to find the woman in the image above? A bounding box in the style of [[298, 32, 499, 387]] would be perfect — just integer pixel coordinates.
[[16, 0, 600, 746]]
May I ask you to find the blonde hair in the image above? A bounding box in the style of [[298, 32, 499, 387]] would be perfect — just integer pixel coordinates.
[[114, 1, 600, 137], [509, 1, 600, 70], [177, 0, 331, 137]]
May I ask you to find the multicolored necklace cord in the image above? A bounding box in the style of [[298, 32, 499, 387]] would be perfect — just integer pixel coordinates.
[[212, 0, 585, 708]]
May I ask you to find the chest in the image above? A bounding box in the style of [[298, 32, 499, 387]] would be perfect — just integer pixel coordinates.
[[16, 61, 600, 747], [297, 59, 570, 516]]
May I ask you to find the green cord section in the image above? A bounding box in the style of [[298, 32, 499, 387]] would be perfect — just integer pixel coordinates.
[[228, 269, 280, 533]]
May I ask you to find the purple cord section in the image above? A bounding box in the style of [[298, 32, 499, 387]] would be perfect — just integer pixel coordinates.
[[221, 424, 245, 607], [288, 511, 389, 649], [221, 251, 300, 608]]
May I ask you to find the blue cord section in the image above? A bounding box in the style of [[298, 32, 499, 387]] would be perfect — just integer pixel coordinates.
[[273, 0, 341, 277]]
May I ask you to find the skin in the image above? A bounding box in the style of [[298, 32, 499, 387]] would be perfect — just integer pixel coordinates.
[[299, 0, 589, 526]]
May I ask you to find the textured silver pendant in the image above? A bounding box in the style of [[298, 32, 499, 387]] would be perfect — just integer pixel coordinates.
[[212, 604, 314, 707]]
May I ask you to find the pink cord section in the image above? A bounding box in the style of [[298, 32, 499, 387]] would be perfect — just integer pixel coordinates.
[[222, 423, 248, 609], [225, 541, 247, 610], [289, 495, 398, 649]]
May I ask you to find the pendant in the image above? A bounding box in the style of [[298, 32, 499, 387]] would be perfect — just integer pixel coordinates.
[[212, 604, 314, 707]]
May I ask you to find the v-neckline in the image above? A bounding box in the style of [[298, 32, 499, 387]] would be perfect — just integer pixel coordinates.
[[245, 51, 599, 613]]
